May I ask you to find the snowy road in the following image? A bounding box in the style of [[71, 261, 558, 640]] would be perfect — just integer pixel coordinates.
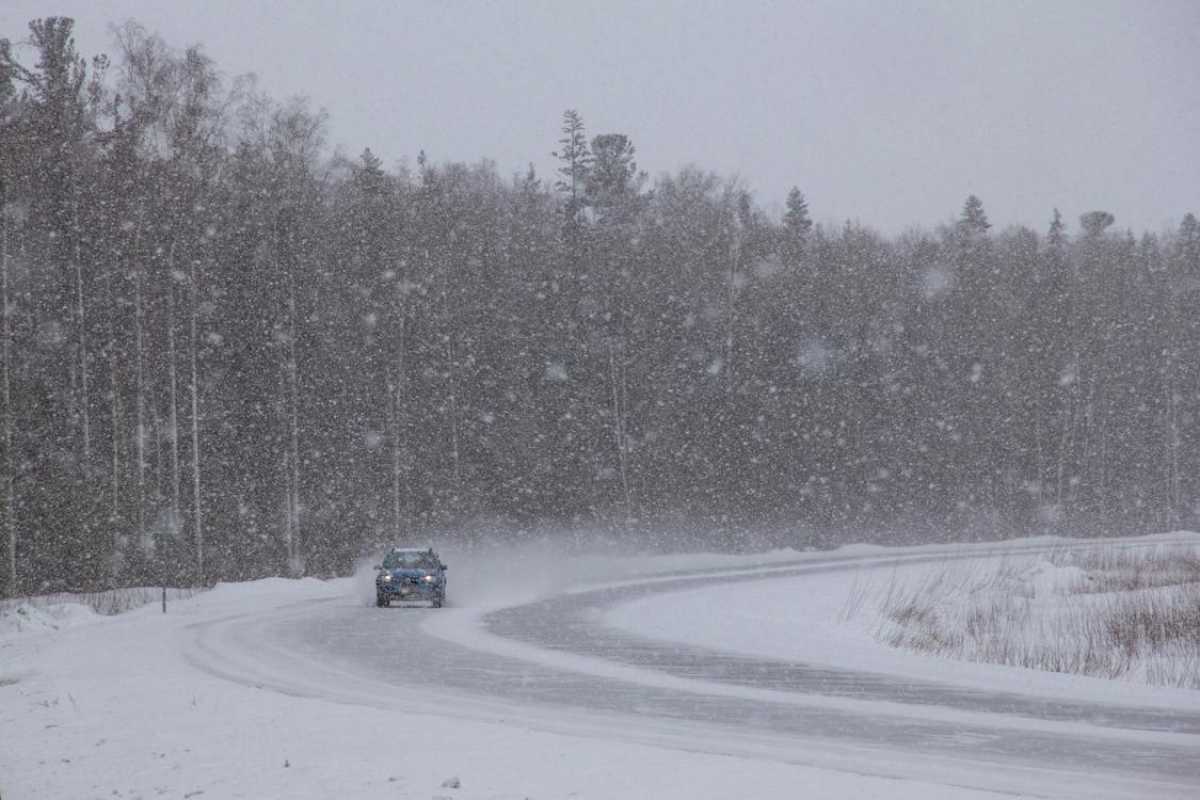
[[182, 544, 1200, 800]]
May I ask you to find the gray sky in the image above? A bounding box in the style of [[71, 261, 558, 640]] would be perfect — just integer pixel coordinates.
[[4, 0, 1197, 234]]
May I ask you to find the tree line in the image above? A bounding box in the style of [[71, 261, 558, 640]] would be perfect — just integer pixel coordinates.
[[1, 18, 1197, 594]]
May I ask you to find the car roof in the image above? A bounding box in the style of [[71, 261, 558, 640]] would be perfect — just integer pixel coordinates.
[[390, 547, 436, 553]]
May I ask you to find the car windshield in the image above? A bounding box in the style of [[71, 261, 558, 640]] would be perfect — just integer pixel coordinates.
[[382, 551, 438, 570]]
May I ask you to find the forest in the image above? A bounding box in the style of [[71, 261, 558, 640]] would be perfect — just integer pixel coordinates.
[[1, 17, 1198, 594]]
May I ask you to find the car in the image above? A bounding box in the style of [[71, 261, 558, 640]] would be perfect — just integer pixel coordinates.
[[375, 547, 448, 608]]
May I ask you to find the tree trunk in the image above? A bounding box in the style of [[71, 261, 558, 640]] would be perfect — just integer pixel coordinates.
[[726, 228, 740, 396], [134, 261, 147, 549], [435, 251, 461, 493], [1054, 345, 1084, 516], [1166, 349, 1181, 525], [390, 314, 407, 539], [148, 402, 163, 557], [189, 243, 204, 578], [608, 339, 632, 515], [1033, 401, 1045, 507], [2, 188, 15, 596], [105, 248, 122, 573], [280, 365, 293, 570], [446, 334, 461, 488], [286, 227, 301, 574], [167, 243, 181, 531], [73, 196, 91, 462], [108, 345, 120, 522]]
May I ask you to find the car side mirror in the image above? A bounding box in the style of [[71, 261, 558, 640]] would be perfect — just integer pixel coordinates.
[[442, 565, 448, 571], [373, 564, 382, 571]]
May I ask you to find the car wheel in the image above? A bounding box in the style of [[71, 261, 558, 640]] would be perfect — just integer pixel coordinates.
[[432, 593, 444, 609], [376, 593, 388, 608]]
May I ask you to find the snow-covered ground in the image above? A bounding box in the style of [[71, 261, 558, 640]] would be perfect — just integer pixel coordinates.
[[606, 532, 1200, 709], [3, 535, 1198, 799]]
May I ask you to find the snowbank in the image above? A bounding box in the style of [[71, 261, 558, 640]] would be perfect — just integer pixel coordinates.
[[0, 601, 100, 636]]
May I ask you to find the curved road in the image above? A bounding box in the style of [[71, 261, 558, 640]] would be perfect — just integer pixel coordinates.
[[185, 547, 1200, 799]]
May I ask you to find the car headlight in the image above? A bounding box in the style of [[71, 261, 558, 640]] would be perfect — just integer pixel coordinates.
[[422, 575, 434, 582], [381, 574, 392, 582]]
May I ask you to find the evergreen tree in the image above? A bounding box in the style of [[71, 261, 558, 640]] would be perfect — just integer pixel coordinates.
[[587, 133, 640, 218], [552, 109, 592, 223], [782, 187, 813, 254], [959, 194, 990, 233]]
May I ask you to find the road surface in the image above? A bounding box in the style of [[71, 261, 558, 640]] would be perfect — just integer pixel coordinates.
[[184, 548, 1200, 799]]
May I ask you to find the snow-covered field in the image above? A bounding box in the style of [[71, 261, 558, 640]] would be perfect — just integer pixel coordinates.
[[867, 540, 1200, 687], [3, 535, 1198, 799], [607, 532, 1200, 710]]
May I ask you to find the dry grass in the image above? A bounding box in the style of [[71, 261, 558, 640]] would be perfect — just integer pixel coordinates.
[[855, 543, 1200, 689], [1056, 546, 1200, 593]]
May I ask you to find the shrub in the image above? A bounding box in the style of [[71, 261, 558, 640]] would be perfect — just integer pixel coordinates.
[[856, 543, 1200, 688]]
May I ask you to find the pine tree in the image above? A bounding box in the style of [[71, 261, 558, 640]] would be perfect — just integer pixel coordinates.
[[1047, 208, 1066, 251], [1178, 213, 1199, 271], [587, 133, 640, 218], [552, 109, 592, 222], [783, 187, 813, 248], [585, 132, 644, 515], [959, 194, 990, 233]]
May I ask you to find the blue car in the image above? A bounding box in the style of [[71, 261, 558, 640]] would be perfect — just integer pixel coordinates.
[[375, 547, 448, 608]]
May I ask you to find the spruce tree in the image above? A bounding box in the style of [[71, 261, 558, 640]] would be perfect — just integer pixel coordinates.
[[783, 187, 813, 241], [552, 109, 592, 222], [959, 194, 991, 233]]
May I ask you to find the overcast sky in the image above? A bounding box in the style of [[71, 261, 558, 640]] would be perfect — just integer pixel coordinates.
[[4, 0, 1197, 234]]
